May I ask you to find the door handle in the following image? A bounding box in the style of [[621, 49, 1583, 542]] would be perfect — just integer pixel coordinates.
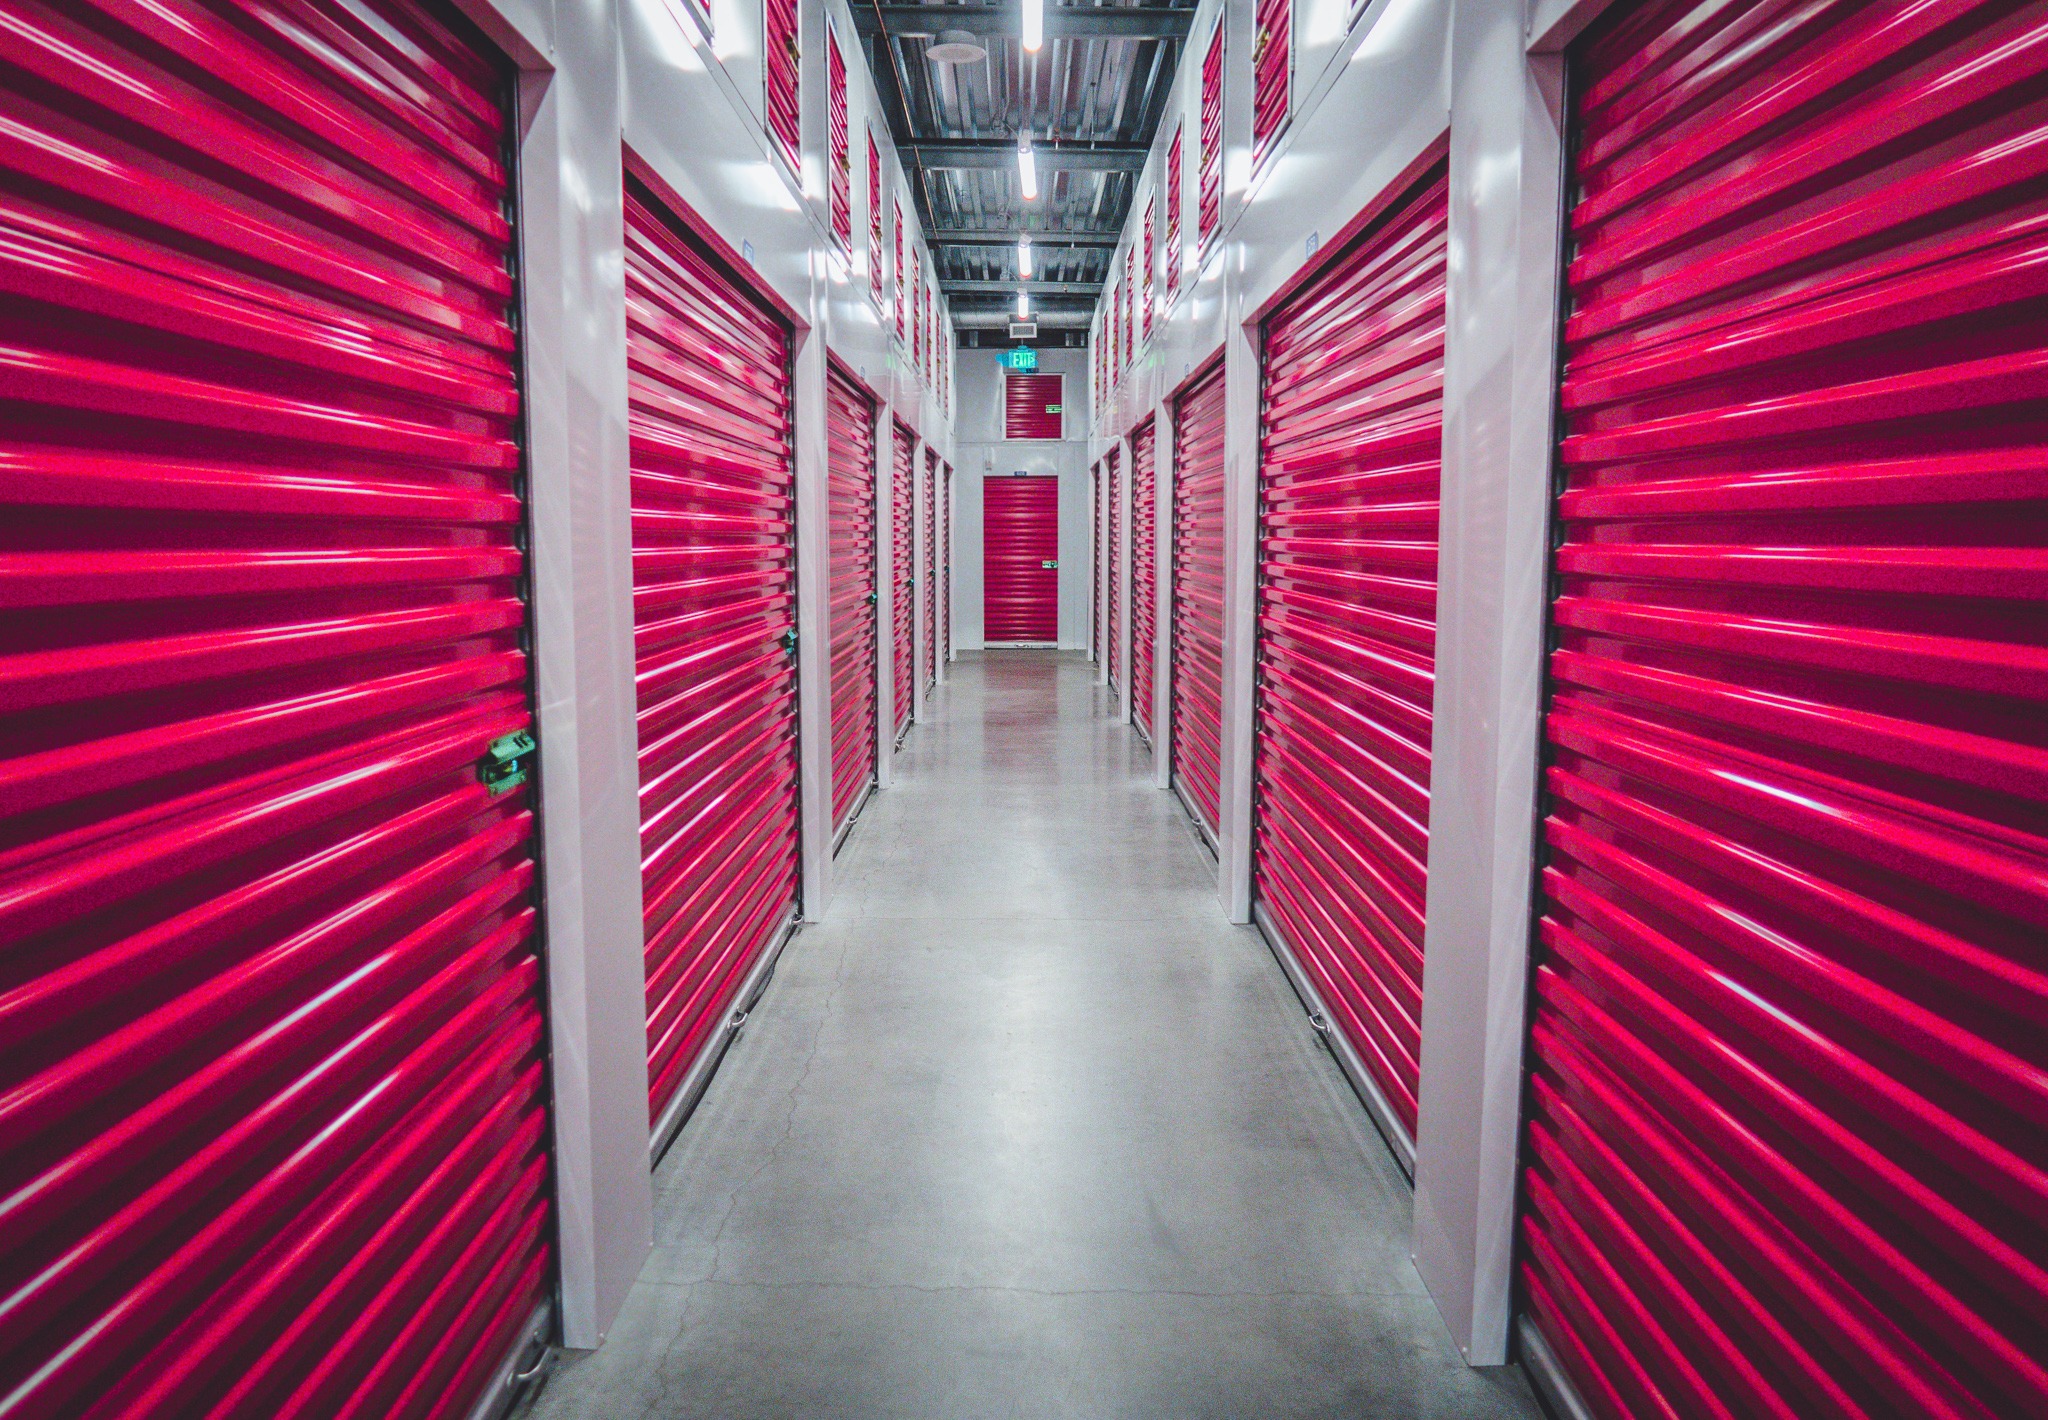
[[1041, 559, 1058, 569]]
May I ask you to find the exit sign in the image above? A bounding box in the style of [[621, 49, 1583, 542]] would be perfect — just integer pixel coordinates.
[[1000, 347, 1038, 370]]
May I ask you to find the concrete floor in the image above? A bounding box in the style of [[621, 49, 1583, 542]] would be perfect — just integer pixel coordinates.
[[525, 651, 1541, 1420]]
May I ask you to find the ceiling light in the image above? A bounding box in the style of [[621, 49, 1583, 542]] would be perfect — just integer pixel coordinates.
[[1017, 289, 1030, 317], [1022, 0, 1043, 52], [1018, 135, 1038, 199], [1017, 238, 1033, 277], [927, 29, 987, 64]]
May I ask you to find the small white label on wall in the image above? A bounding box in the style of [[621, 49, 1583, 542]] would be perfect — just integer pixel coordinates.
[[742, 239, 755, 264], [1306, 230, 1320, 259]]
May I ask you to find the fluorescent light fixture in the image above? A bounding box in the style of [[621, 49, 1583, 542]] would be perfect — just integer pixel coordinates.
[[1017, 137, 1038, 199], [1022, 0, 1043, 52], [1017, 289, 1030, 317], [1017, 238, 1034, 277]]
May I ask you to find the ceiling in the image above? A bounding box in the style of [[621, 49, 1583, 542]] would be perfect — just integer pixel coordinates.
[[851, 2, 1196, 330]]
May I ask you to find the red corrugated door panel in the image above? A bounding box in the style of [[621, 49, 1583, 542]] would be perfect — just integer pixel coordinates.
[[763, 0, 800, 174], [625, 180, 800, 1125], [868, 131, 884, 302], [893, 199, 906, 342], [1198, 19, 1223, 250], [1253, 164, 1447, 1139], [1108, 447, 1123, 694], [983, 476, 1061, 643], [1172, 359, 1228, 835], [891, 421, 916, 737], [827, 365, 878, 833], [923, 449, 938, 694], [1252, 0, 1291, 167], [827, 26, 850, 253], [1091, 462, 1103, 660], [940, 463, 953, 670], [0, 0, 551, 1414], [1006, 373, 1064, 440], [1131, 419, 1159, 743], [1523, 5, 2048, 1418], [1166, 124, 1184, 297]]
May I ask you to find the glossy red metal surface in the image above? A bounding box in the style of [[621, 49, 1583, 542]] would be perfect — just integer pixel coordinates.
[[868, 130, 884, 302], [1005, 373, 1065, 440], [1199, 18, 1222, 250], [1131, 418, 1159, 743], [1252, 0, 1290, 167], [912, 249, 924, 376], [625, 181, 800, 1123], [923, 449, 938, 694], [827, 25, 850, 253], [827, 365, 878, 833], [1108, 447, 1124, 694], [982, 476, 1061, 644], [1524, 4, 2048, 1417], [1166, 124, 1184, 297], [1252, 165, 1446, 1136], [0, 0, 548, 1412], [892, 420, 916, 737], [1141, 200, 1156, 341], [1172, 359, 1228, 834], [1091, 461, 1103, 660], [763, 0, 799, 175], [939, 461, 953, 671], [894, 198, 906, 342]]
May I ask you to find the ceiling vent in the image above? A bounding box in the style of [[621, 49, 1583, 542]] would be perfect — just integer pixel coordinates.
[[1008, 320, 1038, 339]]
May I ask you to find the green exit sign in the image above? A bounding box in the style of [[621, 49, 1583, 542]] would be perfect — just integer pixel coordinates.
[[1000, 348, 1038, 370]]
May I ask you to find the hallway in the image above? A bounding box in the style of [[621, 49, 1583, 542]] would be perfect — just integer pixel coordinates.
[[526, 652, 1540, 1419]]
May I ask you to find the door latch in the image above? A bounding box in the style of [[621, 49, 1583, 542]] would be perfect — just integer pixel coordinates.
[[781, 628, 799, 657], [1041, 559, 1058, 569], [480, 729, 536, 796], [866, 590, 879, 606]]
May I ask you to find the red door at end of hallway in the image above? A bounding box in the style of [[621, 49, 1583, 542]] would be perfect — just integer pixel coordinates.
[[1131, 419, 1159, 743], [1172, 358, 1228, 835], [1523, 5, 2048, 1418], [891, 421, 916, 738], [827, 365, 879, 833], [1253, 162, 1448, 1141], [983, 475, 1061, 644], [0, 1, 550, 1413], [626, 178, 800, 1127]]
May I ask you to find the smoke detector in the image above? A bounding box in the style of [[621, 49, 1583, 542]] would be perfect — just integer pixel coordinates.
[[927, 29, 987, 64]]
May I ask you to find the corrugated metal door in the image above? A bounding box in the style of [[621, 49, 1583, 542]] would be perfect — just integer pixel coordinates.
[[625, 180, 800, 1126], [1252, 165, 1447, 1141], [1005, 373, 1065, 440], [923, 449, 938, 694], [1522, 5, 2048, 1418], [1131, 419, 1159, 743], [1172, 359, 1228, 835], [1252, 0, 1291, 167], [1091, 462, 1103, 660], [0, 0, 552, 1413], [1107, 447, 1123, 695], [1199, 18, 1223, 250], [891, 421, 915, 738], [826, 24, 849, 253], [939, 462, 953, 673], [762, 0, 799, 174], [827, 365, 877, 835], [982, 475, 1060, 644]]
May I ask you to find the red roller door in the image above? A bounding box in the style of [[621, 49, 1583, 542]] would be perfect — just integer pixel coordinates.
[[939, 462, 953, 672], [891, 420, 915, 738], [1091, 461, 1103, 660], [625, 179, 800, 1127], [1131, 418, 1159, 742], [1253, 164, 1446, 1141], [983, 475, 1060, 644], [1522, 5, 2048, 1419], [827, 364, 877, 834], [1107, 446, 1123, 694], [1005, 373, 1065, 440], [923, 448, 938, 693], [0, 0, 550, 1413], [1172, 358, 1228, 835]]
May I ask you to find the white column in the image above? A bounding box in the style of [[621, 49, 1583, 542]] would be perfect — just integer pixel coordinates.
[[1411, 0, 1573, 1368], [1214, 315, 1260, 924], [792, 325, 833, 918], [507, 1, 654, 1349], [875, 407, 898, 786], [1151, 402, 1176, 790]]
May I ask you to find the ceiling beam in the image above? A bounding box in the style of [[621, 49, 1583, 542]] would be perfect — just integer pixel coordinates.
[[928, 229, 1121, 249], [944, 279, 1101, 296], [907, 138, 1149, 172], [850, 5, 1195, 43]]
